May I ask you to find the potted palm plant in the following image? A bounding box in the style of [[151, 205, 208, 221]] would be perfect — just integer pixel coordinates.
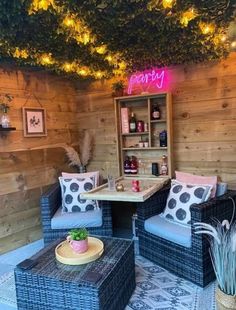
[[67, 228, 89, 254], [195, 218, 236, 309]]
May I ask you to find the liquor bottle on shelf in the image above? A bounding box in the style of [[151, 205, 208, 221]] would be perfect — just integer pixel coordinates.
[[130, 156, 138, 174], [129, 112, 136, 132], [159, 130, 167, 147], [152, 104, 160, 120], [124, 156, 131, 174], [137, 120, 144, 132], [160, 155, 168, 175]]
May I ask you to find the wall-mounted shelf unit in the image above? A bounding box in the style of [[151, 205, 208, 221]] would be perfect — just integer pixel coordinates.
[[0, 126, 16, 131], [114, 93, 173, 178]]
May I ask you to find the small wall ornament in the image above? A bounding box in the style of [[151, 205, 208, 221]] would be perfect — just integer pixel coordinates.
[[0, 94, 13, 128]]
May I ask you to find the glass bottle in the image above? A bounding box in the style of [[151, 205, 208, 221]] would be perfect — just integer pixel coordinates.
[[159, 130, 167, 147], [152, 104, 160, 120], [124, 156, 131, 174], [1, 107, 10, 128], [129, 112, 136, 133], [160, 155, 168, 175], [130, 156, 138, 174]]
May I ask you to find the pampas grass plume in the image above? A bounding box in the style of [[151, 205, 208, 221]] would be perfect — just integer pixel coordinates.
[[64, 145, 81, 167]]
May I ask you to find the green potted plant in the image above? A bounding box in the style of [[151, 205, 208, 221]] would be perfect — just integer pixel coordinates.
[[0, 94, 13, 128], [67, 228, 89, 253], [195, 218, 236, 309], [112, 80, 125, 97]]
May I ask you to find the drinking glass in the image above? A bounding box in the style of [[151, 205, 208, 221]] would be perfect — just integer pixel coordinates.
[[107, 174, 116, 191]]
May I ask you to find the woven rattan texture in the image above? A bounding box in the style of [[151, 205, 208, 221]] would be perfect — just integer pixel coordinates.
[[137, 188, 236, 287], [15, 237, 135, 310], [40, 183, 113, 246]]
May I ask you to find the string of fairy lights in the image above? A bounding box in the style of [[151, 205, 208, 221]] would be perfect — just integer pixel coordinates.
[[3, 0, 236, 79]]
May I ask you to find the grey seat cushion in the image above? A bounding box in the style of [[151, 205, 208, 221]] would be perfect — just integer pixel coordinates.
[[144, 214, 191, 248], [51, 207, 103, 229]]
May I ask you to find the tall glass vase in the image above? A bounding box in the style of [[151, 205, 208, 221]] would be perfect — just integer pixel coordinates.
[[1, 113, 10, 128]]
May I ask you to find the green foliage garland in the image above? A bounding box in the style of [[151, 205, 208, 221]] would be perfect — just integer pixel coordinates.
[[0, 0, 235, 79]]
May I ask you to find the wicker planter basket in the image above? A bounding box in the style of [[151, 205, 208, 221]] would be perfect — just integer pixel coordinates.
[[216, 287, 236, 310]]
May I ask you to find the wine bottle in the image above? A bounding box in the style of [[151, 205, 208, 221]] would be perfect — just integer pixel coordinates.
[[129, 112, 136, 132], [124, 156, 131, 174], [130, 156, 138, 174], [152, 104, 160, 120]]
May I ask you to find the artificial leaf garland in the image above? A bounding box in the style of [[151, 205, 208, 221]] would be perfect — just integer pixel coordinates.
[[0, 0, 234, 79]]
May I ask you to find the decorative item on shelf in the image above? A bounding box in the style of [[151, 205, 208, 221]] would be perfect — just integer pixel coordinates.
[[143, 139, 149, 148], [129, 112, 136, 133], [112, 80, 125, 97], [159, 130, 167, 147], [121, 107, 130, 134], [0, 94, 13, 128], [144, 122, 149, 132], [124, 156, 131, 174], [67, 228, 88, 254], [152, 104, 160, 120], [130, 156, 138, 174], [137, 120, 144, 132], [194, 215, 236, 310], [132, 180, 140, 192], [160, 155, 168, 175], [152, 163, 159, 176], [139, 141, 144, 148], [116, 183, 124, 192]]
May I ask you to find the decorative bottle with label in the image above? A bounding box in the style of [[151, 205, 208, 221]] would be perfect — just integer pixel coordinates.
[[130, 156, 138, 174], [129, 112, 136, 132], [160, 155, 168, 175], [159, 130, 167, 147], [124, 156, 131, 174], [152, 104, 160, 120]]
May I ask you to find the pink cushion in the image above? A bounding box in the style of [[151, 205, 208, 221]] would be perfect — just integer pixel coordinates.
[[62, 171, 99, 187], [175, 171, 217, 198]]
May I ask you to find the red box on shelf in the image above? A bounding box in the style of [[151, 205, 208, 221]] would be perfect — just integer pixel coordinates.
[[121, 108, 130, 134]]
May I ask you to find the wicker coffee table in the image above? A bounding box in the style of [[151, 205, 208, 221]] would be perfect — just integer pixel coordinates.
[[14, 237, 135, 310]]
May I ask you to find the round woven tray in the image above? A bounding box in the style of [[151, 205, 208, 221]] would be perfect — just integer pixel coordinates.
[[55, 237, 104, 265]]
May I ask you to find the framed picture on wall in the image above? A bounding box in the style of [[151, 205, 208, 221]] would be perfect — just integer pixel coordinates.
[[22, 107, 47, 137]]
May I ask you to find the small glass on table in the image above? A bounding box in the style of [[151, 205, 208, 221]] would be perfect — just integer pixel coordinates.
[[107, 174, 116, 191]]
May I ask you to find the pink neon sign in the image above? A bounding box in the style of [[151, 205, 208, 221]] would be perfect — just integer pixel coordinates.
[[128, 69, 166, 95]]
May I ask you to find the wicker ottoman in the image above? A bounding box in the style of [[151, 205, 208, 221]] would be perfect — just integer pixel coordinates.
[[14, 237, 135, 310]]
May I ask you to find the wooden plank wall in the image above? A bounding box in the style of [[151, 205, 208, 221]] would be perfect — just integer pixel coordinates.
[[1, 52, 236, 253], [77, 52, 236, 190], [0, 68, 80, 253]]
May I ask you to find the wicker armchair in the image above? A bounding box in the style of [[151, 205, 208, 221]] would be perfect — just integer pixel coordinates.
[[40, 183, 113, 246], [137, 187, 236, 287]]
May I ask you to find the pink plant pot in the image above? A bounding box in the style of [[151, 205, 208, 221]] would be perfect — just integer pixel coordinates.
[[67, 237, 88, 254]]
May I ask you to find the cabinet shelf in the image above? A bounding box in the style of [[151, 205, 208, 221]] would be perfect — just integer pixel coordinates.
[[122, 147, 167, 151], [150, 119, 166, 123], [122, 132, 149, 136], [115, 92, 173, 177]]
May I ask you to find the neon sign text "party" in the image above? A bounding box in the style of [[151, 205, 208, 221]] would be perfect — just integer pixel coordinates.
[[128, 69, 165, 94]]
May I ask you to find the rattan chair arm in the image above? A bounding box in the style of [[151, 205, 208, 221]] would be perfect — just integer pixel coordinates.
[[40, 183, 61, 219], [190, 190, 236, 224], [137, 187, 170, 221]]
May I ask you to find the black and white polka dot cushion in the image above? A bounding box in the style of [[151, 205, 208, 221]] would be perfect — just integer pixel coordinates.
[[162, 180, 212, 226], [59, 176, 99, 213]]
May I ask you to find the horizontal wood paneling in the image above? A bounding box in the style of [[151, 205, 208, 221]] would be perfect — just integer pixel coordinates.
[[77, 53, 236, 191], [0, 68, 79, 253], [1, 53, 236, 254]]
